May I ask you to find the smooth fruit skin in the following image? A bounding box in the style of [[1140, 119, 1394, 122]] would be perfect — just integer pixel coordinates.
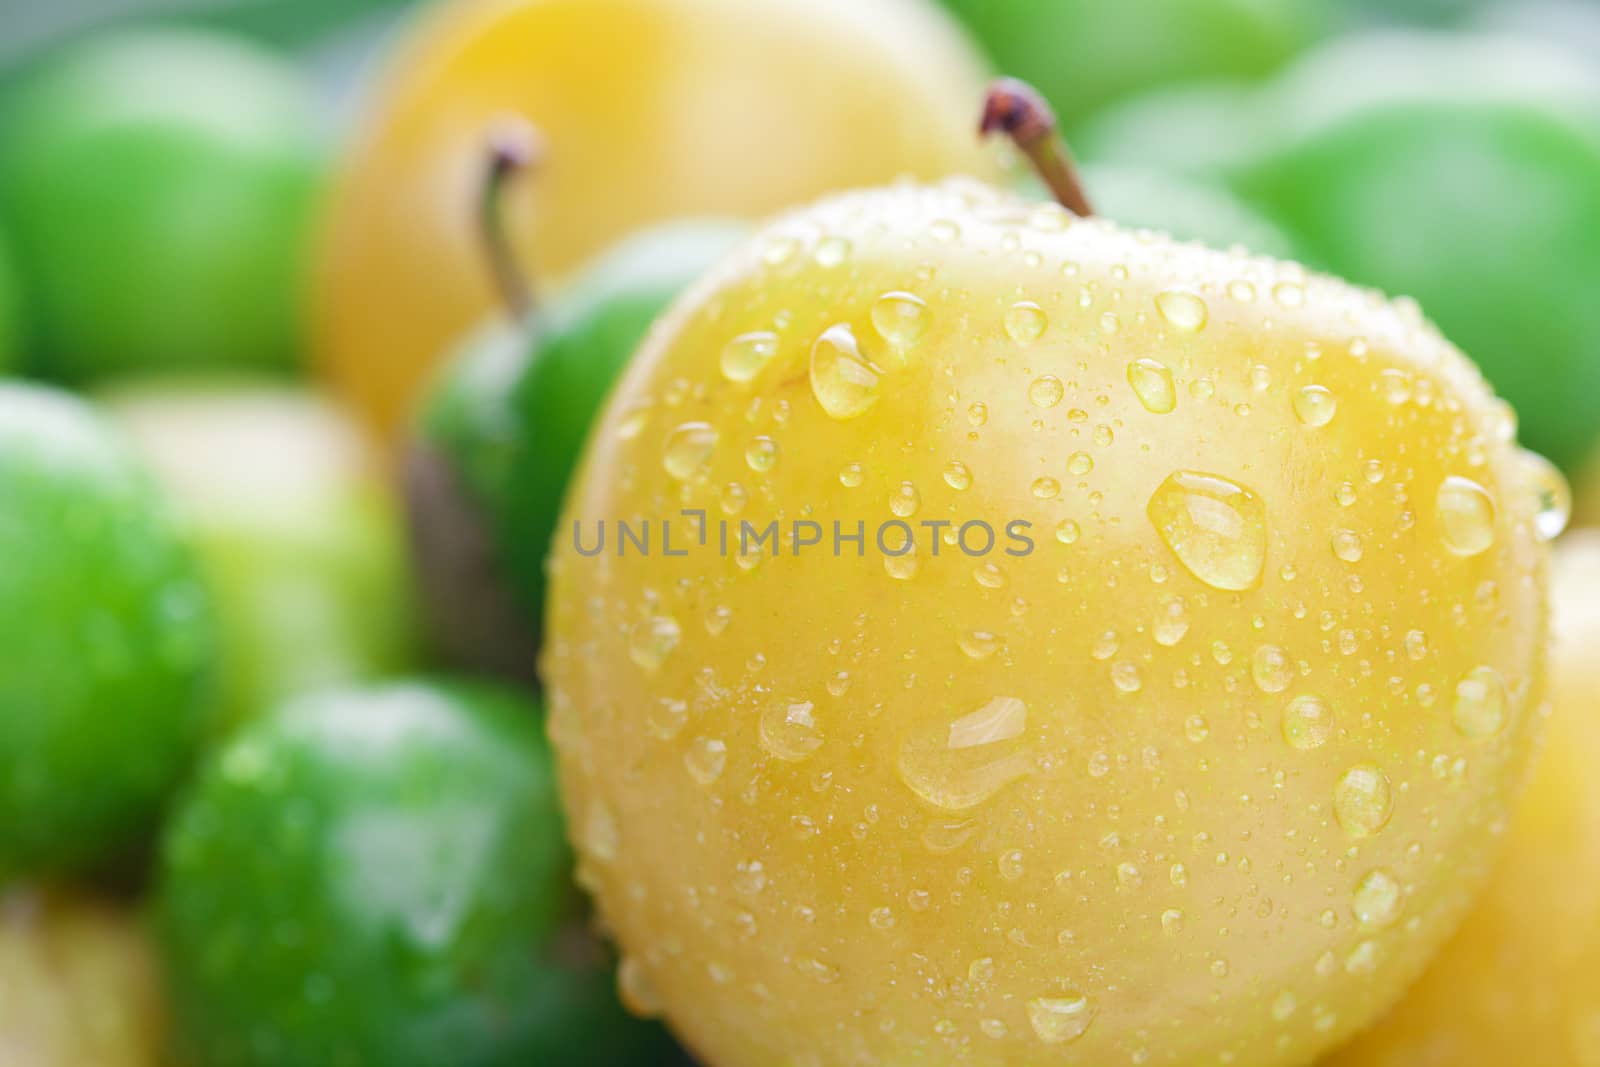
[[544, 180, 1552, 1066], [0, 383, 215, 876], [412, 220, 747, 676], [937, 0, 1322, 133], [0, 30, 322, 381], [1076, 164, 1298, 261], [315, 0, 999, 442], [1325, 532, 1599, 1067], [103, 381, 419, 734], [0, 885, 168, 1066], [158, 680, 672, 1067], [0, 229, 20, 374]]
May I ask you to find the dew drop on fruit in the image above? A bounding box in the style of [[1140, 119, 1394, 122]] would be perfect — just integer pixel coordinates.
[[720, 331, 779, 383], [1155, 289, 1208, 332], [1436, 476, 1497, 556], [1352, 868, 1402, 928], [944, 461, 972, 491], [1332, 529, 1364, 563], [1055, 519, 1081, 545], [760, 699, 823, 762], [617, 956, 662, 1018], [1067, 452, 1094, 476], [1153, 597, 1189, 647], [1127, 358, 1177, 414], [1252, 645, 1292, 692], [1517, 449, 1570, 541], [839, 463, 865, 488], [871, 291, 930, 348], [959, 630, 1000, 660], [1282, 694, 1332, 750], [1029, 375, 1064, 409], [895, 696, 1032, 811], [1452, 665, 1508, 739], [1272, 280, 1306, 308], [1334, 763, 1393, 837], [629, 616, 680, 671], [745, 436, 779, 473], [890, 481, 921, 517], [1005, 301, 1047, 343], [1293, 385, 1337, 427], [1147, 471, 1267, 591], [810, 324, 881, 419], [1027, 995, 1096, 1045], [663, 422, 718, 480], [1032, 476, 1061, 500], [684, 737, 727, 785]]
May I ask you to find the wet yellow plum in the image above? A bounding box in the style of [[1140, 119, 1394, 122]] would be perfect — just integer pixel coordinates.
[[315, 0, 998, 441], [1326, 532, 1597, 1067], [0, 886, 166, 1066], [544, 177, 1553, 1066]]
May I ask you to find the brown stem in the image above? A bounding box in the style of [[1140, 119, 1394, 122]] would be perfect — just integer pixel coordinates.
[[980, 78, 1093, 218], [478, 114, 544, 320]]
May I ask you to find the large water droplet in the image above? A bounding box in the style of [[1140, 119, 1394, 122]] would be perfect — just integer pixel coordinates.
[[684, 737, 727, 785], [720, 331, 779, 383], [896, 697, 1032, 811], [1027, 995, 1096, 1045], [1436, 476, 1496, 557], [1155, 289, 1208, 332], [663, 423, 718, 480], [871, 291, 930, 349], [1005, 301, 1047, 343], [810, 324, 881, 419], [1127, 358, 1177, 414], [629, 616, 680, 671], [1030, 375, 1064, 409], [1252, 645, 1292, 692], [1282, 695, 1333, 750], [1293, 385, 1337, 427], [1334, 764, 1393, 837], [1147, 471, 1267, 591], [1518, 450, 1570, 541], [1352, 868, 1402, 928], [1453, 665, 1507, 739], [760, 700, 823, 762]]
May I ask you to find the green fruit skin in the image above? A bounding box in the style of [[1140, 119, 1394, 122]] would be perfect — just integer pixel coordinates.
[[0, 231, 20, 374], [0, 30, 323, 382], [420, 220, 747, 650], [158, 680, 672, 1067], [102, 381, 420, 735], [0, 383, 216, 877], [938, 0, 1324, 131], [1064, 163, 1301, 260]]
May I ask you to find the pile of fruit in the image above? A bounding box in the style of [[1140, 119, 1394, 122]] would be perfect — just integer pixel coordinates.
[[0, 0, 1596, 1064]]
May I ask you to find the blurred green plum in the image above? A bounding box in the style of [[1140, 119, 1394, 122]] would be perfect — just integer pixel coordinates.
[[158, 680, 675, 1067], [0, 383, 216, 877], [937, 0, 1325, 132], [0, 29, 324, 382], [103, 380, 419, 734], [0, 231, 19, 374]]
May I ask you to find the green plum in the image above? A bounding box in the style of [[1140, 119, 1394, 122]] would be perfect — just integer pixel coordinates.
[[937, 0, 1325, 132], [409, 219, 745, 677], [1075, 163, 1299, 259], [102, 380, 419, 735], [0, 29, 323, 382], [158, 679, 673, 1067], [0, 383, 215, 877], [0, 230, 20, 374]]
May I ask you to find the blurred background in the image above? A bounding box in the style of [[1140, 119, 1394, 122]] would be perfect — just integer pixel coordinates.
[[0, 0, 1596, 1064]]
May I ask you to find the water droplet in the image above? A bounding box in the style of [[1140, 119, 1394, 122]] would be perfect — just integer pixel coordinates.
[[585, 800, 619, 861], [944, 461, 972, 491], [1111, 662, 1142, 693], [629, 616, 680, 671], [1068, 452, 1094, 476], [814, 236, 852, 268], [811, 324, 881, 419], [685, 737, 727, 785], [896, 697, 1032, 811], [1272, 990, 1298, 1022], [745, 436, 779, 472], [1519, 450, 1570, 541], [617, 956, 661, 1017], [871, 291, 930, 348], [1055, 519, 1081, 545], [1334, 763, 1393, 837], [1436, 476, 1496, 557], [1332, 529, 1364, 563], [968, 402, 989, 426], [1147, 471, 1267, 591], [1272, 281, 1305, 308], [1453, 665, 1508, 739], [884, 549, 919, 581], [1006, 301, 1047, 343], [1378, 368, 1412, 405], [1032, 476, 1061, 500], [663, 423, 718, 480], [1282, 695, 1332, 750], [1127, 358, 1177, 414], [720, 331, 779, 382], [760, 700, 823, 761], [1028, 995, 1096, 1045], [1352, 868, 1402, 928], [1153, 597, 1189, 647], [1293, 385, 1337, 427], [1161, 909, 1185, 934], [1252, 645, 1292, 692], [839, 463, 865, 488], [733, 859, 767, 894], [998, 849, 1026, 880], [1155, 289, 1208, 332], [890, 481, 921, 518], [795, 957, 839, 984], [959, 630, 1001, 660], [1030, 375, 1064, 408], [646, 698, 689, 740]]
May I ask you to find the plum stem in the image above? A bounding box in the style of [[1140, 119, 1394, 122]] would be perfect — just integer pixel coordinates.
[[478, 115, 544, 321], [980, 78, 1093, 217]]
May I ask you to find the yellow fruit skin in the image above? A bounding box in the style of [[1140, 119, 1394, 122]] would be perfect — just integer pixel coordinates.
[[1574, 450, 1600, 529], [1326, 533, 1600, 1067], [0, 886, 166, 1066], [315, 0, 999, 441], [544, 180, 1550, 1066]]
